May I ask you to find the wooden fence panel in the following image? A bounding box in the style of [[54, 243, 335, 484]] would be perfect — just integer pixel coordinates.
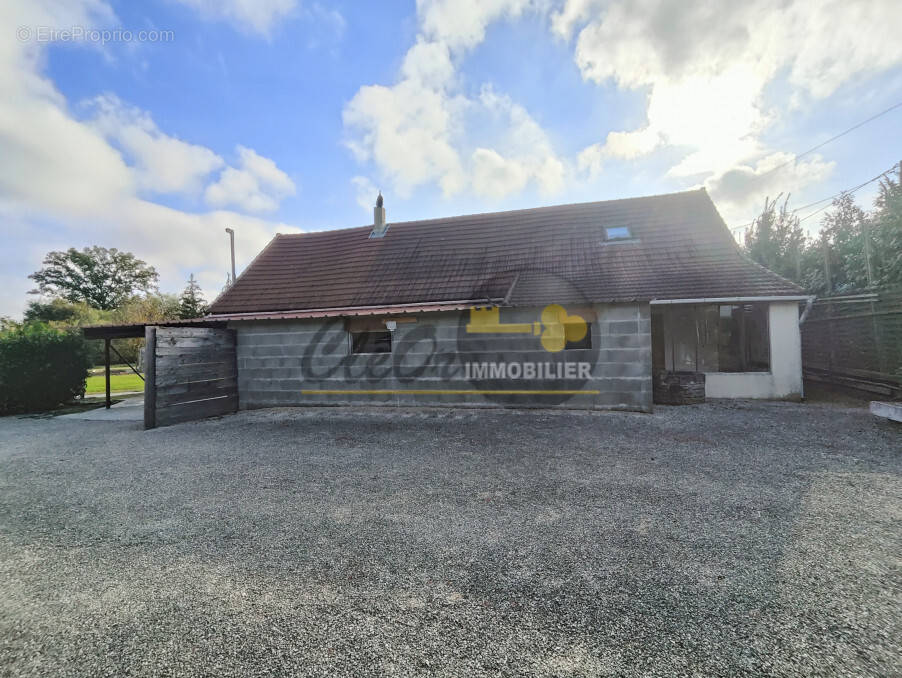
[[801, 289, 902, 398], [144, 326, 238, 429]]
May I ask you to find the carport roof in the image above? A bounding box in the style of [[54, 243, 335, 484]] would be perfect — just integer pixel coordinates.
[[82, 320, 227, 340], [209, 188, 803, 315]]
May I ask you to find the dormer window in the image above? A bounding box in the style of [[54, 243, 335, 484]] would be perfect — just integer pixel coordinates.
[[605, 226, 632, 240]]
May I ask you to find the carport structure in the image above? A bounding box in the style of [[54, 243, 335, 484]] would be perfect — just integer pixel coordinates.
[[82, 323, 150, 410], [82, 321, 235, 429]]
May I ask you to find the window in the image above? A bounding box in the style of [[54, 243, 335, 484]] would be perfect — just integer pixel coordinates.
[[350, 330, 391, 354], [651, 303, 769, 373], [717, 304, 769, 372], [566, 324, 592, 350], [605, 226, 632, 240]]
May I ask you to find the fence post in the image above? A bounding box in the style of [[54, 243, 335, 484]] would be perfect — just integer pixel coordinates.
[[144, 326, 156, 430], [104, 338, 111, 409]]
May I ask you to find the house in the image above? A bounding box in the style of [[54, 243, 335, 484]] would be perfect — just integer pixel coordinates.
[[199, 188, 807, 413]]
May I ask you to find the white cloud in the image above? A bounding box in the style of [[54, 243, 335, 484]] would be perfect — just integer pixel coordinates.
[[416, 0, 539, 51], [86, 94, 224, 196], [205, 146, 296, 213], [351, 176, 379, 212], [549, 0, 600, 39], [0, 0, 298, 317], [400, 39, 456, 90], [344, 0, 564, 202], [471, 86, 565, 197], [343, 80, 467, 198], [560, 0, 902, 181], [576, 125, 660, 177], [705, 152, 835, 226], [175, 0, 297, 36], [303, 3, 346, 48], [471, 148, 530, 198]]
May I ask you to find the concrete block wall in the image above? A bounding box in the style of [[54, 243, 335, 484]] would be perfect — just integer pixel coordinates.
[[232, 303, 652, 412]]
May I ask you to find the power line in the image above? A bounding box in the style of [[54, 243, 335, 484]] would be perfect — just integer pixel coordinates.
[[727, 100, 902, 233], [731, 162, 899, 234], [797, 167, 894, 222], [753, 100, 902, 180]]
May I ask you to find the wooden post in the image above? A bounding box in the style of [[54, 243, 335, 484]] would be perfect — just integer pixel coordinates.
[[104, 338, 111, 409], [144, 327, 157, 430], [863, 220, 874, 288]]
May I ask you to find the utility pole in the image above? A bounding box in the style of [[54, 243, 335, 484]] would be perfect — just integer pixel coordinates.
[[863, 219, 874, 287], [225, 228, 236, 286], [822, 236, 832, 295]]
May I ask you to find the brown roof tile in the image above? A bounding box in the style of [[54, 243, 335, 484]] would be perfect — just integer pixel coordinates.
[[210, 189, 803, 314]]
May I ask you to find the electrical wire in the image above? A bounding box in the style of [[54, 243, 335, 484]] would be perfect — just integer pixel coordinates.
[[725, 100, 902, 233], [755, 100, 902, 179], [731, 162, 899, 233], [797, 168, 896, 222]]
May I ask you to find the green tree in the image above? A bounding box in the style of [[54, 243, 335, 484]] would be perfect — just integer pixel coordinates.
[[871, 165, 902, 286], [29, 246, 159, 310], [107, 294, 181, 364], [819, 193, 871, 291], [23, 299, 110, 365], [0, 317, 20, 333], [797, 235, 830, 294], [23, 298, 111, 326], [743, 164, 902, 296], [178, 274, 208, 319], [744, 194, 806, 283]]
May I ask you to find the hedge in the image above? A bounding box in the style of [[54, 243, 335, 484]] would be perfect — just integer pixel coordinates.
[[0, 324, 90, 414]]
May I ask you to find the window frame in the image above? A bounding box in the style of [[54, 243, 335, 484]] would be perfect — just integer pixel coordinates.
[[652, 303, 771, 374]]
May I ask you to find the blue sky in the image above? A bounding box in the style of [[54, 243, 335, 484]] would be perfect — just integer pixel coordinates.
[[2, 0, 901, 317]]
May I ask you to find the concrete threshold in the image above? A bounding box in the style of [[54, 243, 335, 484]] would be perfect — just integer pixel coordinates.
[[869, 401, 902, 423], [61, 396, 144, 421]]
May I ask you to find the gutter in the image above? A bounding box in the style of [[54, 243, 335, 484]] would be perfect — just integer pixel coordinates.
[[205, 297, 499, 319], [650, 295, 810, 305], [798, 296, 817, 326]]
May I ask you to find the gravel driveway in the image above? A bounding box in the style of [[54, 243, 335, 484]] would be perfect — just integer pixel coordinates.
[[0, 401, 899, 677]]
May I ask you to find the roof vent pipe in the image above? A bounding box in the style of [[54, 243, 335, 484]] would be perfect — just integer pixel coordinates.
[[370, 192, 388, 238]]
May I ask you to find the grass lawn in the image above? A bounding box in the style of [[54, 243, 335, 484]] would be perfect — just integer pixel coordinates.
[[85, 373, 144, 394]]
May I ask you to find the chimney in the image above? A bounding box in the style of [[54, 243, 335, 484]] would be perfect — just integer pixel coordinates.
[[370, 192, 388, 238]]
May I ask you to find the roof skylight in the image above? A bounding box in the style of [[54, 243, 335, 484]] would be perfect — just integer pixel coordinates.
[[605, 226, 632, 240]]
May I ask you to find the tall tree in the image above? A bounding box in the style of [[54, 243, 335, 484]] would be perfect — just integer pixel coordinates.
[[819, 192, 871, 291], [871, 164, 902, 286], [24, 299, 86, 325], [178, 274, 208, 319], [28, 246, 158, 310], [744, 194, 806, 282], [107, 294, 181, 365]]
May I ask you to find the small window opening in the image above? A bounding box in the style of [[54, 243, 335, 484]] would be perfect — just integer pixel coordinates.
[[565, 323, 592, 350], [351, 330, 392, 354]]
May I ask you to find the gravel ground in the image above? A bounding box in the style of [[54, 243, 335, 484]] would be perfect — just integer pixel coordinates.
[[0, 401, 899, 677]]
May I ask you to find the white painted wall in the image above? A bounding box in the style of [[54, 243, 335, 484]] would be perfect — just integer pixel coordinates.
[[705, 301, 803, 399]]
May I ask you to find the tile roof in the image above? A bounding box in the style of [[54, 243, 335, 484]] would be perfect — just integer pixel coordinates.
[[209, 189, 803, 315]]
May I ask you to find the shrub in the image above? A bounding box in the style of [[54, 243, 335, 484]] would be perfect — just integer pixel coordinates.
[[0, 324, 90, 414]]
